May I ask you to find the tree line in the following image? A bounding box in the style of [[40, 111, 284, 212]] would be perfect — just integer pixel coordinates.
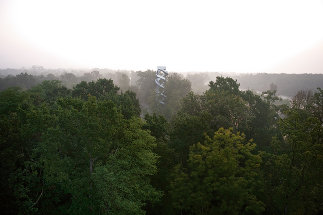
[[1, 69, 323, 98], [0, 72, 322, 214]]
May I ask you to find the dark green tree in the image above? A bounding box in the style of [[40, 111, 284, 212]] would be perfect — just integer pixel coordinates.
[[72, 79, 140, 118], [171, 128, 264, 215], [261, 89, 323, 214], [15, 97, 160, 214], [143, 114, 175, 215], [170, 77, 279, 163], [0, 88, 53, 215]]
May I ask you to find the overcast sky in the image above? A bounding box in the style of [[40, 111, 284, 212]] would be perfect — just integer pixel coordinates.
[[1, 0, 323, 73]]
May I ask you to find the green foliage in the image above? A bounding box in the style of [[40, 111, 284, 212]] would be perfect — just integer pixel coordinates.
[[0, 88, 52, 215], [0, 79, 158, 215], [241, 90, 279, 150], [143, 114, 175, 214], [208, 76, 240, 95], [117, 91, 141, 119], [72, 79, 119, 100], [0, 73, 40, 91], [92, 118, 161, 215], [262, 89, 323, 214], [144, 114, 168, 140], [1, 73, 322, 215], [170, 128, 264, 215], [72, 79, 140, 118], [170, 77, 278, 163], [29, 80, 71, 104], [13, 97, 160, 214]]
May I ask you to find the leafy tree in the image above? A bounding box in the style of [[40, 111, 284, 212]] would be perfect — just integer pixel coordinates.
[[2, 71, 323, 215], [262, 89, 323, 214], [72, 79, 140, 118], [170, 111, 211, 164], [171, 77, 252, 162], [143, 114, 175, 215], [170, 128, 264, 215], [208, 76, 240, 95], [72, 79, 119, 100], [0, 79, 156, 214], [144, 114, 169, 140], [116, 91, 141, 119], [0, 88, 30, 214], [91, 118, 162, 215], [0, 73, 40, 91], [29, 80, 71, 104], [15, 97, 160, 214], [292, 90, 313, 109], [204, 86, 250, 132], [0, 88, 52, 215], [170, 77, 279, 163], [241, 90, 278, 150]]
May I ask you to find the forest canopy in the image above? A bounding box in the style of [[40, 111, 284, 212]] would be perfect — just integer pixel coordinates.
[[0, 70, 322, 214]]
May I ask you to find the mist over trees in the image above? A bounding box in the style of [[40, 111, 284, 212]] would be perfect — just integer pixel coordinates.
[[1, 68, 323, 99], [0, 68, 323, 214]]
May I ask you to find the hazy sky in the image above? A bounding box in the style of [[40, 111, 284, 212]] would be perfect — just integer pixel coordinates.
[[1, 0, 323, 73]]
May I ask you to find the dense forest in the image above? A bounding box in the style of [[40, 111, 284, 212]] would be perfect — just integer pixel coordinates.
[[0, 70, 322, 214]]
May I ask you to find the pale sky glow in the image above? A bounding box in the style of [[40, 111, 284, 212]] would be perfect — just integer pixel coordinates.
[[1, 0, 323, 73]]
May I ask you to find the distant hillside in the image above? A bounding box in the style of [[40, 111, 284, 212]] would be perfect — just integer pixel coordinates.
[[186, 72, 323, 98], [233, 73, 323, 97]]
